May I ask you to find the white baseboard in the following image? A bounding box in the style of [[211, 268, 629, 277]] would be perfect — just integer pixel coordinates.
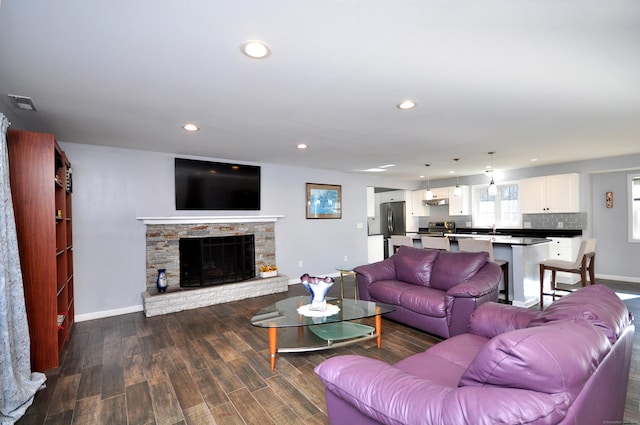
[[597, 274, 640, 284], [75, 304, 144, 322]]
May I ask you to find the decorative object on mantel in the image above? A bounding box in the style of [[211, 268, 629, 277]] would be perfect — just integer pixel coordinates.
[[306, 183, 342, 219], [260, 265, 278, 278], [606, 191, 613, 208], [300, 273, 335, 311], [156, 269, 168, 293]]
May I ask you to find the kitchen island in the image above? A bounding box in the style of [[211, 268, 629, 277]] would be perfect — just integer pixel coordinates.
[[408, 233, 552, 307]]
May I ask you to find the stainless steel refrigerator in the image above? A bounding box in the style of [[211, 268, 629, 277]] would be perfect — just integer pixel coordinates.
[[380, 201, 406, 238]]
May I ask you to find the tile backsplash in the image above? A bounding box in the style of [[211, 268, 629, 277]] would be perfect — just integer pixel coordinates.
[[418, 212, 587, 230], [522, 212, 587, 230]]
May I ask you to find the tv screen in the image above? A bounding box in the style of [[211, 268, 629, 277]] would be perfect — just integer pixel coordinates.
[[175, 158, 261, 210]]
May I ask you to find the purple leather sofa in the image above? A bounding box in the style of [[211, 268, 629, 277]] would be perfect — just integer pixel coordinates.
[[355, 246, 501, 338], [315, 284, 634, 425]]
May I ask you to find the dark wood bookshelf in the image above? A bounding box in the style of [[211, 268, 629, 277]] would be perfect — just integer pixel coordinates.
[[7, 129, 74, 371]]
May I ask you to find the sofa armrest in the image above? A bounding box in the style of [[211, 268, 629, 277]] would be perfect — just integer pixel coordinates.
[[315, 355, 454, 425], [354, 258, 396, 301], [446, 262, 501, 298], [315, 355, 567, 425], [469, 302, 541, 339]]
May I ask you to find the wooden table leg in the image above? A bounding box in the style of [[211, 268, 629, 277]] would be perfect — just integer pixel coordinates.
[[269, 327, 277, 370], [375, 307, 382, 348]]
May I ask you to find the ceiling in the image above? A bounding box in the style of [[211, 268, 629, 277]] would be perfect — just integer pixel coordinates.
[[1, 1, 639, 181]]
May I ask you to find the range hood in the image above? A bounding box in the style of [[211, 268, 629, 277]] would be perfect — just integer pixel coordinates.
[[425, 198, 449, 206]]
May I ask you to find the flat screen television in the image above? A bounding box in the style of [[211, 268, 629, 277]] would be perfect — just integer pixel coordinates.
[[175, 158, 261, 210]]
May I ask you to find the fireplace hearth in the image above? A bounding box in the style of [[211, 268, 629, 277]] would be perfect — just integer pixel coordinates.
[[180, 235, 255, 287]]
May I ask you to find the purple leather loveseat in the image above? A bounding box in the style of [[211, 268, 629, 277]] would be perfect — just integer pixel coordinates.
[[355, 246, 501, 338], [315, 284, 634, 425]]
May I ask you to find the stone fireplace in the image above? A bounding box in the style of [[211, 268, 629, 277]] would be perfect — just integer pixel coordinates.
[[138, 216, 287, 317]]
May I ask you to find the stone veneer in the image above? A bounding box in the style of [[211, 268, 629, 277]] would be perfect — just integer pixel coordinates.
[[140, 217, 286, 317]]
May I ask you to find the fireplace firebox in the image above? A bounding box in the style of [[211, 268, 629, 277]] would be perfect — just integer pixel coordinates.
[[179, 235, 255, 287]]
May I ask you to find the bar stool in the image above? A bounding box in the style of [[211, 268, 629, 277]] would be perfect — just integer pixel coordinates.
[[458, 239, 510, 304], [421, 236, 450, 251], [390, 235, 413, 254], [539, 239, 596, 308]]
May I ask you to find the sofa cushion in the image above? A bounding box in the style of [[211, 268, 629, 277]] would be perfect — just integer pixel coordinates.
[[368, 280, 414, 305], [459, 319, 610, 396], [394, 333, 489, 387], [393, 246, 439, 286], [430, 251, 489, 291], [528, 284, 631, 344], [398, 286, 447, 317]]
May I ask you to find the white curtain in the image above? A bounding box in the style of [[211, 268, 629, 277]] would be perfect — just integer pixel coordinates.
[[0, 114, 46, 424]]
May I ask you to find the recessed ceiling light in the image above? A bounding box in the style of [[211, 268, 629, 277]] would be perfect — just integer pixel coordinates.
[[397, 100, 416, 110], [530, 158, 538, 162], [379, 164, 395, 168], [363, 168, 386, 172], [297, 143, 308, 149], [182, 123, 199, 132], [240, 40, 271, 59]]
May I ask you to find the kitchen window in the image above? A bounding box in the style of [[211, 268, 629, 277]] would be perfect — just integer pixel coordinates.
[[473, 182, 520, 228], [629, 173, 640, 243]]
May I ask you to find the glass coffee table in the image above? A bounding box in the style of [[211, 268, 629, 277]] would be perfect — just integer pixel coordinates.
[[251, 296, 395, 370]]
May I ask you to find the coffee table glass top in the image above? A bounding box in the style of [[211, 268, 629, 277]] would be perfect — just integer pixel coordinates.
[[250, 296, 394, 328]]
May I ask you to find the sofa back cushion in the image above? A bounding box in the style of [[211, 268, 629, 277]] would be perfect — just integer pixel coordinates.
[[393, 246, 439, 286], [528, 284, 631, 344], [429, 251, 489, 291], [459, 319, 610, 396]]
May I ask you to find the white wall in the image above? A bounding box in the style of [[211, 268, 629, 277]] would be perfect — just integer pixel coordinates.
[[60, 142, 413, 319], [591, 170, 640, 281]]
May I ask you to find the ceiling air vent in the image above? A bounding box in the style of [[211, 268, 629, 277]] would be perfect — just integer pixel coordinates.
[[7, 94, 37, 112]]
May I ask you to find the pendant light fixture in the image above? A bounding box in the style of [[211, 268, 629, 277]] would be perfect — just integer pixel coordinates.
[[488, 151, 497, 196], [453, 158, 462, 198], [424, 164, 434, 200]]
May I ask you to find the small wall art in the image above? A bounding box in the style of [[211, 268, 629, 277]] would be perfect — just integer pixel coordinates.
[[306, 183, 342, 219], [606, 191, 613, 208]]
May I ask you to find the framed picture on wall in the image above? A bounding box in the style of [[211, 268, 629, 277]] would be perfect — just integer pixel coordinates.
[[306, 183, 342, 219]]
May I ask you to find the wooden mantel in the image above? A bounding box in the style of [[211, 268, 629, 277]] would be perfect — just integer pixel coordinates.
[[136, 215, 284, 225]]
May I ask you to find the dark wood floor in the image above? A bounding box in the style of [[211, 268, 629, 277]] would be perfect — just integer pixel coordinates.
[[17, 277, 640, 425]]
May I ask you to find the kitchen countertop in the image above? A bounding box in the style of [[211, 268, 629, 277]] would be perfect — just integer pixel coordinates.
[[448, 235, 551, 246], [455, 228, 582, 238], [407, 232, 552, 246]]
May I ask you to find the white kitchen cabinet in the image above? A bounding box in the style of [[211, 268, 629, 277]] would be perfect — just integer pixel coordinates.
[[547, 237, 582, 283], [367, 235, 384, 263], [431, 187, 449, 200], [448, 185, 471, 215], [520, 173, 580, 213], [366, 186, 375, 218], [377, 190, 406, 203], [411, 190, 430, 216]]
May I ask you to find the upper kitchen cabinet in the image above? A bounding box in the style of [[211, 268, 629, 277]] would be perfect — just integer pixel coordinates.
[[377, 190, 407, 203], [366, 187, 375, 218], [448, 185, 471, 215], [431, 187, 449, 200], [411, 189, 429, 216], [520, 173, 580, 214]]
